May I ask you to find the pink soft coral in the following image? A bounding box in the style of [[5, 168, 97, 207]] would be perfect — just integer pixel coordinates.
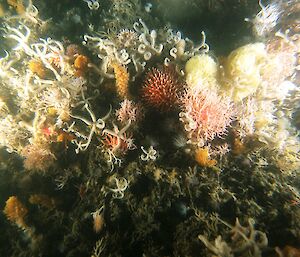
[[179, 87, 234, 146], [115, 99, 144, 125]]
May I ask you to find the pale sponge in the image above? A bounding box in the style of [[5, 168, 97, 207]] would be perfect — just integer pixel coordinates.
[[185, 54, 219, 91], [221, 43, 267, 102]]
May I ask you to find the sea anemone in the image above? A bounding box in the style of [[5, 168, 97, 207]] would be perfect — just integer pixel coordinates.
[[141, 67, 184, 112]]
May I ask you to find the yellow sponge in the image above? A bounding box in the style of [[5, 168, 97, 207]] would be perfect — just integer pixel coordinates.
[[185, 54, 218, 91], [222, 43, 267, 102]]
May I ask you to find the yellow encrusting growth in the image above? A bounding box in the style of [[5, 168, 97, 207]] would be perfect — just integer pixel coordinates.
[[74, 54, 89, 77], [195, 148, 217, 167], [111, 62, 130, 99], [29, 194, 56, 209], [7, 0, 25, 14], [28, 59, 47, 79], [232, 137, 246, 155], [3, 196, 28, 229]]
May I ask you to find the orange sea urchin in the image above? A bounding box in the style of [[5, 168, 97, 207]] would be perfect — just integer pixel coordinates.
[[141, 67, 184, 112]]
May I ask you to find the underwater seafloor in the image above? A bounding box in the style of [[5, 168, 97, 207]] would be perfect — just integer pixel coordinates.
[[0, 0, 300, 256]]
